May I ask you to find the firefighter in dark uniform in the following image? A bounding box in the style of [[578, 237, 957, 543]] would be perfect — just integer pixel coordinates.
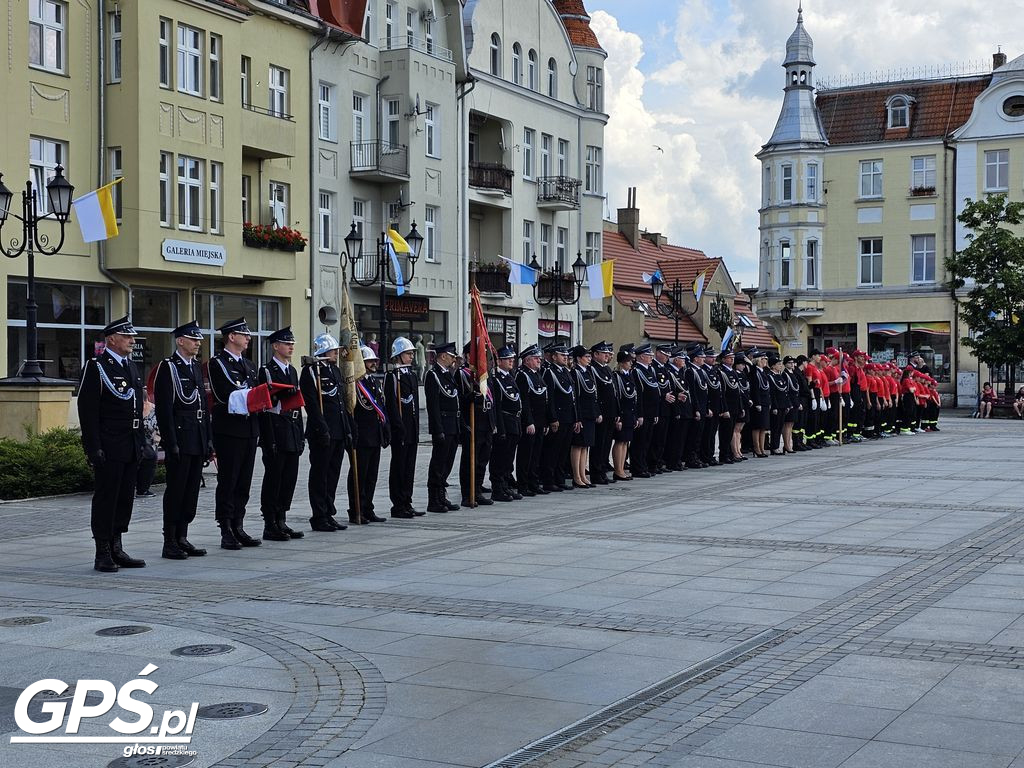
[[663, 348, 691, 471], [348, 345, 389, 524], [541, 344, 575, 492], [589, 341, 617, 485], [516, 345, 547, 496], [683, 344, 709, 468], [647, 344, 673, 473], [700, 346, 723, 465], [630, 344, 661, 478], [153, 320, 212, 560], [490, 345, 523, 502], [717, 348, 740, 464], [257, 326, 305, 542], [300, 333, 353, 531], [425, 342, 461, 513], [385, 337, 422, 518], [458, 341, 495, 507], [78, 315, 147, 572]]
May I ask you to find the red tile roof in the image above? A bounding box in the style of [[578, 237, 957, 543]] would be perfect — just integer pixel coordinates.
[[816, 75, 990, 145], [614, 289, 707, 343], [603, 229, 710, 291], [733, 297, 777, 349], [551, 0, 603, 51], [309, 0, 365, 36]]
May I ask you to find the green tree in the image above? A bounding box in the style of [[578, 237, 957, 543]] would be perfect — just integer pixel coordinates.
[[946, 194, 1024, 376]]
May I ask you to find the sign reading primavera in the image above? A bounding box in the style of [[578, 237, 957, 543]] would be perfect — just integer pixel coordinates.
[[161, 239, 227, 267]]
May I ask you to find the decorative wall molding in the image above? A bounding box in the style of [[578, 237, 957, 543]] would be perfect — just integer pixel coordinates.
[[29, 83, 70, 122]]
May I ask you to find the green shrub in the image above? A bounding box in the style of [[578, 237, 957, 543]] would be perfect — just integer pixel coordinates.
[[0, 427, 94, 500]]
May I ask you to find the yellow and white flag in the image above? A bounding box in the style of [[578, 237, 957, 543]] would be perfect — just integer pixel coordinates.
[[72, 179, 122, 243]]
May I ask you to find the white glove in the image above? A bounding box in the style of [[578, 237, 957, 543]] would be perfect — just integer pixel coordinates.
[[811, 399, 818, 411], [823, 399, 830, 411]]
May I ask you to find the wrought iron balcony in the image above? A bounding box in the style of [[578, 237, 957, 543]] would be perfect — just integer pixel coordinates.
[[350, 141, 410, 181], [469, 163, 514, 194], [474, 268, 512, 296], [379, 34, 454, 63], [536, 176, 581, 210]]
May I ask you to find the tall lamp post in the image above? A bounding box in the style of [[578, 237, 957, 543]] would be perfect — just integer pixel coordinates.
[[530, 252, 587, 344], [0, 166, 75, 379], [650, 273, 698, 344], [342, 221, 423, 368]]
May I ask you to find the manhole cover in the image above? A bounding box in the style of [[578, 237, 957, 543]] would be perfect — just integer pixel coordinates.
[[196, 702, 268, 720], [96, 625, 152, 637], [0, 616, 50, 627], [107, 754, 196, 768], [171, 644, 235, 657]]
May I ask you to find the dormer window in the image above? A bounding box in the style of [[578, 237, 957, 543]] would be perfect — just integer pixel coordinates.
[[886, 95, 913, 129]]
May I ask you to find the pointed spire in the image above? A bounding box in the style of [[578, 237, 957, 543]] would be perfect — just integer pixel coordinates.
[[798, 2, 803, 23]]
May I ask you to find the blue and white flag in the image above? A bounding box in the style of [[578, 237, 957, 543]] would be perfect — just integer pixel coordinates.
[[641, 269, 662, 285], [501, 257, 538, 286], [388, 242, 405, 296], [720, 326, 735, 352]]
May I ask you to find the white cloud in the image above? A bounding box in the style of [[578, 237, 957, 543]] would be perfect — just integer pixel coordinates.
[[591, 0, 1012, 288]]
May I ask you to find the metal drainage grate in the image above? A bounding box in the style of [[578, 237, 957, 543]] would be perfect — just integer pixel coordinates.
[[171, 644, 235, 657], [196, 702, 268, 720], [0, 616, 50, 627], [96, 625, 152, 637], [107, 754, 196, 768]]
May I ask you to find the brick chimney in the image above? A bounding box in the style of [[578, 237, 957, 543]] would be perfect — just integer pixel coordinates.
[[994, 49, 1008, 69], [617, 187, 640, 249]]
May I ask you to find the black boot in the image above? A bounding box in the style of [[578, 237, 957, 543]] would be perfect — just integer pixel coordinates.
[[220, 523, 242, 550], [232, 521, 262, 547], [427, 488, 447, 513], [162, 533, 189, 560], [492, 481, 514, 502], [278, 514, 303, 539], [177, 524, 207, 557], [262, 513, 290, 542], [110, 534, 146, 568], [94, 540, 118, 572]]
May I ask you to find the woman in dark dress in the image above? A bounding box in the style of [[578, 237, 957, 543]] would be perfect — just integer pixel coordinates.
[[570, 346, 599, 488], [768, 353, 791, 455], [732, 352, 751, 461], [612, 348, 637, 481], [749, 349, 772, 457]]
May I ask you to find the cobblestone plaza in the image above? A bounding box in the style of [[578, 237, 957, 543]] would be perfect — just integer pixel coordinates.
[[1, 415, 1023, 767]]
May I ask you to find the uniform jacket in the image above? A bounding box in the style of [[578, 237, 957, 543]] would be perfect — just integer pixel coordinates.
[[573, 364, 600, 421], [592, 362, 617, 419], [684, 364, 709, 416], [258, 359, 304, 454], [667, 364, 693, 419], [384, 366, 419, 444], [544, 364, 576, 423], [458, 366, 496, 434], [300, 360, 353, 443], [614, 368, 638, 424], [353, 373, 390, 448], [209, 349, 260, 439], [425, 363, 460, 436], [492, 367, 523, 438], [750, 366, 772, 410], [153, 352, 211, 456], [719, 365, 742, 415], [703, 363, 724, 413], [632, 363, 661, 420], [517, 366, 547, 431], [77, 350, 146, 462]]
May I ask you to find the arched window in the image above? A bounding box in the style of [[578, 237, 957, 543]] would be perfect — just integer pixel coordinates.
[[512, 43, 522, 85], [887, 95, 912, 128], [547, 58, 558, 98], [528, 49, 537, 90], [799, 70, 807, 84], [489, 33, 501, 76]]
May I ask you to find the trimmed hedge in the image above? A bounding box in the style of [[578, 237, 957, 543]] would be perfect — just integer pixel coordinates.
[[0, 427, 94, 500]]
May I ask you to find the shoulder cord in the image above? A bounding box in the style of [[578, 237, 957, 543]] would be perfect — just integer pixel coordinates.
[[705, 366, 722, 389], [574, 367, 597, 395], [592, 363, 613, 384], [616, 371, 637, 400], [309, 363, 339, 397], [167, 359, 201, 405], [755, 368, 770, 390], [546, 366, 574, 395], [634, 365, 659, 390], [496, 371, 521, 402], [94, 358, 137, 402], [771, 373, 789, 391], [720, 369, 739, 389], [430, 368, 459, 399], [688, 368, 708, 390], [518, 368, 548, 396]]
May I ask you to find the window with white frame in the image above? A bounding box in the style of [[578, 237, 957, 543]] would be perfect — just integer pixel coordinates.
[[352, 199, 366, 240], [209, 34, 222, 101], [556, 227, 568, 271], [585, 231, 601, 265], [240, 55, 251, 107], [804, 239, 818, 288], [209, 161, 222, 234], [108, 10, 121, 83], [268, 181, 288, 226], [318, 83, 335, 141], [781, 164, 793, 202], [318, 191, 333, 253], [424, 206, 438, 263], [541, 134, 552, 177], [527, 50, 537, 90], [424, 15, 433, 55], [522, 220, 534, 263], [351, 92, 365, 143], [241, 174, 251, 224], [159, 18, 171, 88], [363, 0, 374, 41], [911, 234, 935, 283], [108, 147, 123, 222], [160, 153, 172, 226], [547, 58, 557, 98], [911, 155, 935, 191], [385, 98, 401, 148], [557, 139, 569, 176], [523, 128, 535, 179], [540, 223, 551, 268], [425, 103, 439, 158], [490, 33, 501, 76], [29, 0, 66, 73], [585, 146, 602, 194], [176, 25, 202, 96], [779, 240, 792, 288], [385, 1, 395, 47], [806, 162, 818, 201], [512, 43, 522, 85], [985, 149, 1009, 191], [29, 136, 66, 215], [859, 160, 882, 198], [887, 96, 909, 128], [268, 65, 288, 117], [763, 166, 772, 205], [859, 238, 883, 286], [177, 156, 202, 230], [406, 8, 415, 46], [586, 65, 603, 111]]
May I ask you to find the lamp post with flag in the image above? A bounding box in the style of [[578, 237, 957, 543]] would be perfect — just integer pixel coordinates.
[[649, 270, 702, 345], [529, 252, 587, 345], [0, 166, 75, 379], [343, 222, 424, 370]]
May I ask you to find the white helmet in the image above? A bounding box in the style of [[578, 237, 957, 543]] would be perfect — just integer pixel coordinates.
[[360, 345, 379, 361], [391, 336, 415, 359], [313, 333, 342, 357]]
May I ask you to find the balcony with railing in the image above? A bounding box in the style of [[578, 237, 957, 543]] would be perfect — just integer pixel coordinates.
[[350, 141, 410, 181], [536, 176, 581, 210], [379, 34, 454, 63], [241, 104, 296, 159], [473, 266, 512, 297], [469, 163, 514, 195], [536, 273, 578, 302]]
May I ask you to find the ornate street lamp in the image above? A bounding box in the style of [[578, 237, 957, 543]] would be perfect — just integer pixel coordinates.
[[342, 220, 423, 369], [531, 252, 587, 344], [780, 298, 794, 322], [0, 166, 75, 379], [649, 273, 699, 344]]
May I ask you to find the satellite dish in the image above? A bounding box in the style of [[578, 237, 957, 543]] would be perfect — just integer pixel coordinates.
[[318, 306, 338, 325]]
